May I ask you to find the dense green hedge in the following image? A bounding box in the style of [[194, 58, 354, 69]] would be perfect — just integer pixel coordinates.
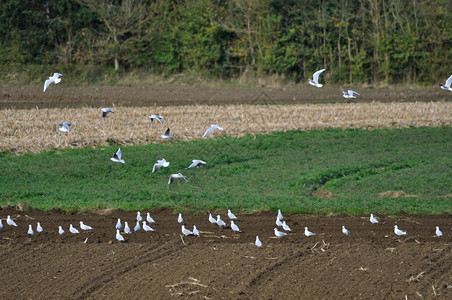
[[1, 0, 451, 84]]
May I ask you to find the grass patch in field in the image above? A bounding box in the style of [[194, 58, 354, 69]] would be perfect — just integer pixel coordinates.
[[0, 127, 450, 214]]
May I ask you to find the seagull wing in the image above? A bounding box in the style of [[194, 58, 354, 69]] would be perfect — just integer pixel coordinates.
[[445, 75, 452, 88], [202, 127, 213, 138], [312, 69, 326, 83], [44, 78, 53, 92], [168, 175, 174, 184], [348, 90, 360, 96], [152, 162, 161, 173], [116, 148, 122, 160]]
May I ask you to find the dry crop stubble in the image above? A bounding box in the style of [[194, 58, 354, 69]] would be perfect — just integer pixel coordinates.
[[0, 102, 450, 153]]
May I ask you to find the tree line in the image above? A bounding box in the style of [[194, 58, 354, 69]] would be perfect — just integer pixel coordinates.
[[1, 0, 451, 84]]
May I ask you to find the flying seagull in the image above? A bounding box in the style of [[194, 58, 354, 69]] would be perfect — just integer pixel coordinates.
[[439, 75, 452, 91], [394, 225, 407, 236], [36, 222, 43, 233], [231, 221, 241, 233], [102, 108, 115, 118], [370, 214, 379, 224], [435, 226, 443, 237], [308, 69, 326, 88], [149, 114, 164, 124], [69, 224, 80, 234], [124, 222, 131, 234], [168, 173, 187, 184], [58, 122, 71, 134], [161, 128, 173, 139], [187, 159, 206, 169], [58, 226, 64, 235], [202, 125, 223, 138], [342, 225, 350, 235], [304, 227, 316, 237], [192, 225, 200, 236], [255, 236, 263, 248], [80, 221, 93, 231], [6, 215, 18, 226], [227, 209, 237, 220], [43, 73, 63, 93], [342, 90, 360, 98], [142, 221, 154, 232], [110, 148, 125, 164], [274, 228, 287, 238], [28, 225, 34, 236], [116, 229, 125, 242], [152, 158, 170, 173], [115, 218, 122, 230], [181, 225, 193, 236]]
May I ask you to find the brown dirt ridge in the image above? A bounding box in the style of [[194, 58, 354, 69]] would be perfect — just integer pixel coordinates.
[[0, 207, 451, 299]]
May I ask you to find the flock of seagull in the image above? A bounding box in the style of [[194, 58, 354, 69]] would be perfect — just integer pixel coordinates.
[[0, 210, 449, 247]]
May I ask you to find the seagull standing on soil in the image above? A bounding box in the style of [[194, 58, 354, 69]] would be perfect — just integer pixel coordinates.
[[149, 114, 164, 124], [43, 73, 63, 93], [136, 211, 143, 222], [231, 221, 241, 233], [181, 225, 193, 236], [168, 173, 188, 184], [161, 128, 173, 139], [0, 219, 3, 229], [134, 221, 141, 232], [69, 224, 80, 234], [58, 226, 64, 235], [192, 225, 200, 236], [124, 222, 131, 234], [308, 69, 326, 88], [101, 108, 114, 118], [58, 122, 71, 134], [439, 75, 452, 91], [116, 218, 122, 230], [142, 221, 154, 232], [36, 222, 43, 233], [435, 226, 443, 237], [342, 90, 360, 98], [6, 215, 18, 226], [282, 221, 292, 231], [187, 159, 206, 169], [370, 214, 379, 224], [394, 225, 407, 236], [208, 213, 217, 226], [304, 227, 316, 237], [255, 236, 263, 247], [177, 213, 183, 224], [342, 225, 350, 235], [227, 209, 237, 220], [146, 212, 155, 224], [202, 125, 223, 138], [110, 148, 125, 164], [80, 221, 93, 231], [276, 217, 283, 227], [277, 209, 284, 220], [152, 158, 170, 173], [274, 228, 287, 238], [28, 225, 34, 236], [116, 229, 125, 242], [216, 215, 227, 227]]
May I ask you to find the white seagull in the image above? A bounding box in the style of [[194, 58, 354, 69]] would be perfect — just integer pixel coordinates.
[[101, 108, 114, 118], [168, 173, 188, 184], [152, 158, 170, 173], [161, 128, 173, 139], [276, 217, 283, 227], [208, 213, 217, 226], [43, 72, 63, 93], [116, 229, 125, 242], [58, 226, 64, 235], [142, 221, 154, 232], [202, 125, 223, 138], [342, 90, 360, 98], [146, 212, 155, 223], [110, 148, 125, 164], [255, 236, 263, 248], [370, 214, 379, 224], [394, 225, 407, 236], [308, 69, 326, 88], [28, 224, 34, 236], [435, 226, 442, 237], [36, 222, 43, 233], [58, 122, 71, 134], [439, 75, 452, 91], [177, 213, 183, 224], [149, 114, 164, 124], [134, 221, 141, 232], [216, 215, 227, 227], [187, 159, 206, 169], [69, 224, 80, 234], [231, 221, 241, 233], [282, 221, 292, 231], [115, 218, 122, 230], [0, 219, 3, 229], [192, 225, 200, 236], [342, 225, 350, 235], [181, 225, 193, 236], [136, 211, 143, 222], [304, 227, 316, 237], [227, 209, 237, 220], [124, 222, 131, 234], [6, 215, 18, 226], [277, 209, 283, 220], [274, 228, 287, 238], [80, 221, 93, 231]]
